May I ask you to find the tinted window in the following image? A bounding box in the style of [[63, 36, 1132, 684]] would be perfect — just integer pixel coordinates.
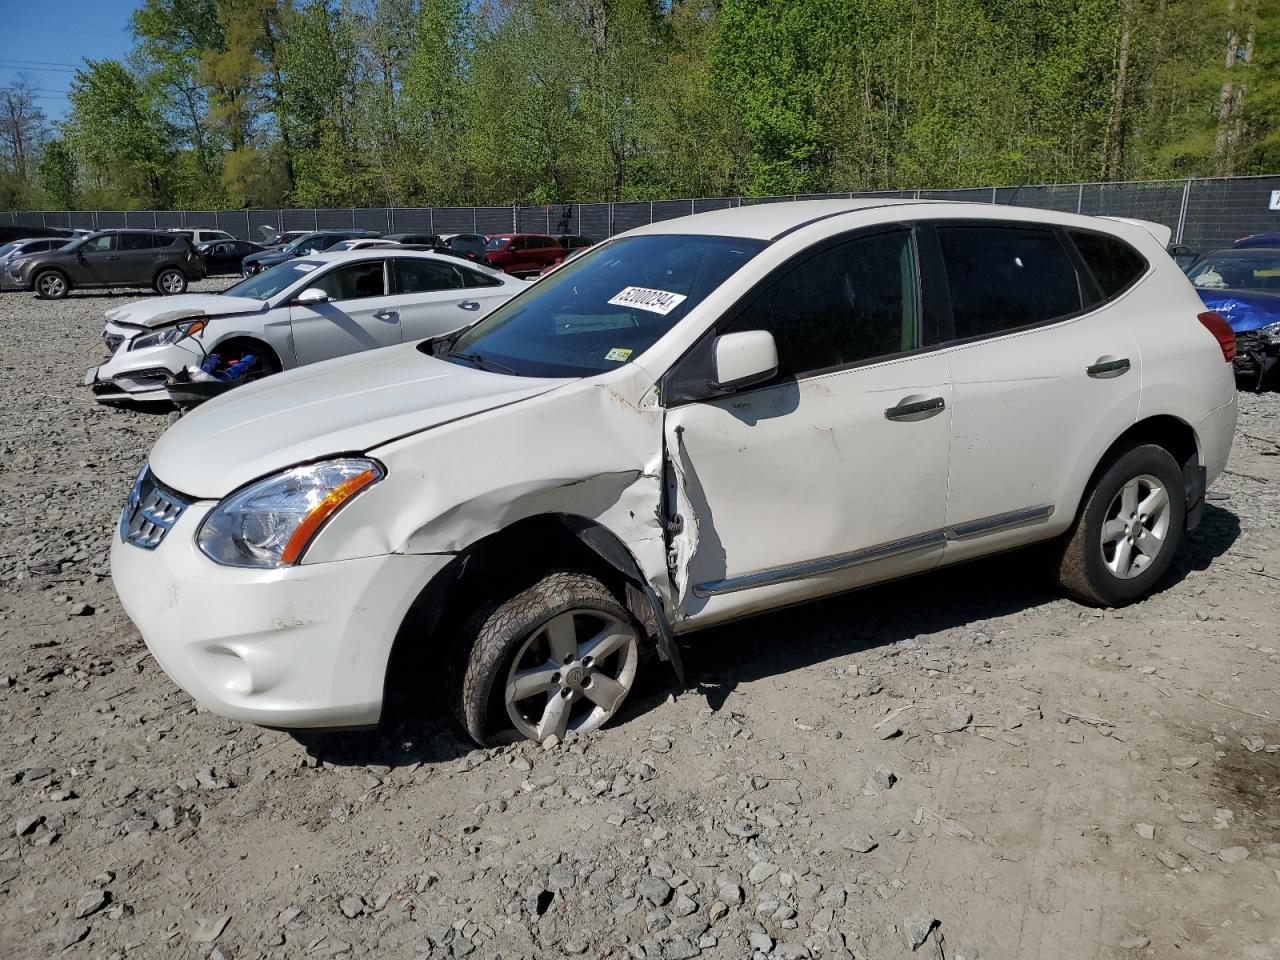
[[1070, 231, 1147, 298], [462, 267, 502, 288], [82, 235, 115, 252], [727, 229, 918, 377], [119, 234, 157, 251], [445, 234, 766, 377], [938, 225, 1085, 338], [394, 259, 465, 293], [311, 261, 386, 300]]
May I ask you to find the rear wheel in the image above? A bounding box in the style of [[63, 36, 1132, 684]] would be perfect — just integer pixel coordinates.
[[34, 270, 69, 299], [453, 571, 641, 746], [1055, 443, 1185, 606], [155, 268, 187, 295]]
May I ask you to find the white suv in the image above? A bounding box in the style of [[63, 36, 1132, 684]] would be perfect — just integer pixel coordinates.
[[110, 200, 1238, 745]]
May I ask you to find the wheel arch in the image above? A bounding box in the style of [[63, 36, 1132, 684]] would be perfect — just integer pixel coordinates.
[[381, 513, 683, 717], [207, 334, 283, 373], [1076, 414, 1204, 532]]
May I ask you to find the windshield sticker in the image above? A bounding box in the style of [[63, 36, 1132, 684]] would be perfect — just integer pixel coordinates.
[[605, 347, 633, 362], [607, 286, 688, 315], [294, 263, 317, 272]]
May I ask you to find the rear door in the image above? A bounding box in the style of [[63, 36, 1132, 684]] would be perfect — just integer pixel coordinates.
[[387, 258, 513, 339], [111, 233, 165, 284], [930, 221, 1142, 561], [288, 259, 402, 364], [664, 226, 953, 625]]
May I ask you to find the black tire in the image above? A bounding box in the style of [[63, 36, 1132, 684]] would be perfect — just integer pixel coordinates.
[[34, 270, 69, 299], [1055, 443, 1186, 606], [155, 268, 188, 296], [452, 571, 641, 746]]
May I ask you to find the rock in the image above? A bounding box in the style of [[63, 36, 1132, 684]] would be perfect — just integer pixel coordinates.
[[945, 709, 973, 732], [877, 725, 902, 741], [339, 894, 365, 918], [817, 886, 846, 910], [1155, 849, 1180, 869], [664, 936, 699, 959], [68, 603, 94, 617], [74, 889, 108, 919], [708, 901, 729, 922], [43, 923, 90, 950], [278, 906, 303, 926], [548, 863, 576, 890], [774, 945, 810, 960], [748, 931, 774, 952], [1170, 756, 1199, 769], [842, 832, 877, 854], [15, 814, 44, 837], [1241, 736, 1265, 753], [193, 914, 231, 943], [637, 876, 672, 906], [670, 893, 698, 917], [1218, 846, 1250, 864], [1134, 822, 1155, 840], [1120, 935, 1151, 949], [542, 735, 561, 750], [723, 819, 758, 838], [562, 939, 589, 955], [903, 914, 938, 950], [747, 861, 778, 885], [716, 881, 743, 906], [873, 766, 898, 789]]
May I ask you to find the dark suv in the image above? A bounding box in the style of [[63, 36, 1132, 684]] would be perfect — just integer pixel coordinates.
[[7, 230, 204, 299]]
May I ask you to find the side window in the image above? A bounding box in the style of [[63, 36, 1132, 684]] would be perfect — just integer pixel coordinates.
[[84, 235, 115, 252], [393, 259, 464, 293], [937, 225, 1085, 339], [310, 261, 387, 301], [461, 267, 503, 288], [120, 234, 154, 251], [1069, 230, 1148, 299], [727, 228, 918, 378]]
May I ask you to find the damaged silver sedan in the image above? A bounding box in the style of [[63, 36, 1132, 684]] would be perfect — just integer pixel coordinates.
[[110, 200, 1236, 744]]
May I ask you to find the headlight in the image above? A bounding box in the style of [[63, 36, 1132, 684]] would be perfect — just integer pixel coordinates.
[[1259, 321, 1280, 344], [196, 459, 384, 568], [131, 319, 208, 350]]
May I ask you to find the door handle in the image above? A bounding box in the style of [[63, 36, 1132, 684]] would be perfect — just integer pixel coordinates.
[[373, 310, 398, 322], [458, 300, 481, 311], [1087, 356, 1130, 378], [884, 395, 946, 422]]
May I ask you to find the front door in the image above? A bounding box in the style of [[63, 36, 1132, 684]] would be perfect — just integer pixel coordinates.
[[664, 226, 953, 627], [927, 222, 1142, 561], [288, 259, 402, 364], [72, 234, 117, 285]]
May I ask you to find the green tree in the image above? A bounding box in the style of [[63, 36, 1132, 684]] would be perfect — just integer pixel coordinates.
[[38, 139, 78, 209]]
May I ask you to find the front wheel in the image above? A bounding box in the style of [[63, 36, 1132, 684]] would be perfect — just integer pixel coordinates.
[[34, 270, 69, 299], [453, 571, 641, 746], [1054, 443, 1186, 606], [155, 268, 188, 295]]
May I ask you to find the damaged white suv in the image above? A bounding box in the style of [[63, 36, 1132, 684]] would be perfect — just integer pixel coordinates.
[[88, 249, 525, 403], [111, 200, 1237, 745]]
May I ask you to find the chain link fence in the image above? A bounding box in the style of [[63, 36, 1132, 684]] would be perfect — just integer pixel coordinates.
[[8, 174, 1280, 250]]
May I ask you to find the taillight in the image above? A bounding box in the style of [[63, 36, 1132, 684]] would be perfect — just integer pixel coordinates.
[[1197, 311, 1236, 363]]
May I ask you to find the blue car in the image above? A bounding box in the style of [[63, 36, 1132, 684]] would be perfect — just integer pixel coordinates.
[[1187, 247, 1280, 389]]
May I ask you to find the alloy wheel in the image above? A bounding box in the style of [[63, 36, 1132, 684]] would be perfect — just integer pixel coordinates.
[[38, 274, 65, 297], [159, 271, 185, 294], [503, 608, 639, 741], [1100, 474, 1171, 579]]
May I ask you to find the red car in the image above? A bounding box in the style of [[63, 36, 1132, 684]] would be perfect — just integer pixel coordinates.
[[483, 234, 566, 275]]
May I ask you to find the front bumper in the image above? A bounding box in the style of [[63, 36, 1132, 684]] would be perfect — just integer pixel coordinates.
[[1233, 331, 1279, 389], [111, 498, 452, 728], [88, 335, 203, 403]]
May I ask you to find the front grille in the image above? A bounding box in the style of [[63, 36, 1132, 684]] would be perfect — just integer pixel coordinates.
[[104, 332, 124, 353], [120, 467, 190, 550]]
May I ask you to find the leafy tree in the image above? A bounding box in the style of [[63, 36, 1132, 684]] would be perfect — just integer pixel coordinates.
[[38, 139, 78, 209]]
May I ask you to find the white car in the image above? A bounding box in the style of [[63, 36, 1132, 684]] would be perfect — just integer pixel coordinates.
[[111, 200, 1237, 745], [169, 228, 237, 246], [88, 249, 527, 403]]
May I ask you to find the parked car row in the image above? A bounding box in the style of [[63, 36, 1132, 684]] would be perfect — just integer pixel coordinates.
[[99, 200, 1237, 750]]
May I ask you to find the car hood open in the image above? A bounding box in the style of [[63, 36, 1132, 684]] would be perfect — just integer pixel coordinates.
[[104, 294, 267, 329], [147, 343, 575, 499]]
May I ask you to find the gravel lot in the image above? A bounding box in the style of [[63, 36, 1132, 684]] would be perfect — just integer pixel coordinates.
[[1, 283, 1278, 960]]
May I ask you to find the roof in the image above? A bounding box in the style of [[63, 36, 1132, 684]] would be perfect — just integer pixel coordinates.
[[305, 247, 507, 277], [627, 198, 923, 240]]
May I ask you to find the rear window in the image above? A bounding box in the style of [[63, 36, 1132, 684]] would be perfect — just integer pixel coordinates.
[[1069, 231, 1148, 298], [486, 237, 510, 251], [937, 225, 1087, 339]]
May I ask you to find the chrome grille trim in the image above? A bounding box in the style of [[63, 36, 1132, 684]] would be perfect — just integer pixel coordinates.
[[120, 467, 191, 550]]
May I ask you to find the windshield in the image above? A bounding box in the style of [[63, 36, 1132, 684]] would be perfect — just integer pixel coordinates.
[[1188, 252, 1280, 292], [0, 242, 16, 258], [486, 237, 510, 251], [222, 260, 324, 301], [439, 234, 767, 377]]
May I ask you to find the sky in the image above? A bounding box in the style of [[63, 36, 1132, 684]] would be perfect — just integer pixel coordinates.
[[0, 0, 139, 121]]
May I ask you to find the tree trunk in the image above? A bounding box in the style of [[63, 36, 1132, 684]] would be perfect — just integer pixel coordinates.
[[1103, 0, 1135, 180], [1215, 0, 1242, 174]]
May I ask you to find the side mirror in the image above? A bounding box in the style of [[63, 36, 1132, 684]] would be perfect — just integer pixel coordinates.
[[709, 330, 778, 393], [295, 287, 331, 305]]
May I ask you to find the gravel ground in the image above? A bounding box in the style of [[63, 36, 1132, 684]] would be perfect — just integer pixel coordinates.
[[1, 283, 1278, 960]]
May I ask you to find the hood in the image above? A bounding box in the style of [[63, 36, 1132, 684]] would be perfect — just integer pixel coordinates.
[[243, 249, 288, 266], [1196, 288, 1280, 333], [148, 343, 575, 498], [104, 294, 267, 330]]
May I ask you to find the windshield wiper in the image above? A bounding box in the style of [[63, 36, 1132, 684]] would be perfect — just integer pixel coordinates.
[[443, 349, 517, 375]]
